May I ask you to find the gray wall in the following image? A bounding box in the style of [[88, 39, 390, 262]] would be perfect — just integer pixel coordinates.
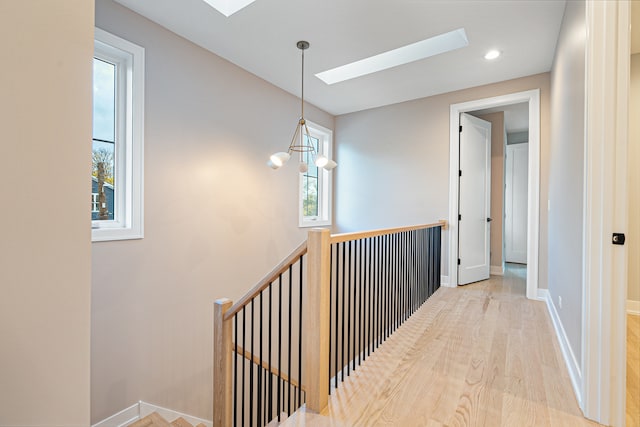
[[92, 1, 334, 422], [507, 131, 529, 145], [0, 1, 93, 425], [629, 54, 640, 303], [334, 73, 551, 284], [547, 0, 586, 364]]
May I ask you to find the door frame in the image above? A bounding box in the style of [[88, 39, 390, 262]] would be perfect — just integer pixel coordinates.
[[448, 89, 540, 299], [581, 1, 628, 424]]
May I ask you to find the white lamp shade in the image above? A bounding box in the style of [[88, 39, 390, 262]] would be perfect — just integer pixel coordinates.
[[315, 155, 337, 170], [267, 159, 280, 169], [321, 158, 337, 170], [269, 152, 291, 169]]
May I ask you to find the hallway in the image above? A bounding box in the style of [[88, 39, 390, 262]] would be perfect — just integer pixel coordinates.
[[281, 267, 600, 426]]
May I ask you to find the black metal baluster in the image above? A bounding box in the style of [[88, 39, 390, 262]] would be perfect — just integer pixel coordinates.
[[277, 274, 282, 421], [377, 235, 382, 348], [233, 314, 238, 427], [268, 284, 272, 423], [250, 300, 254, 426], [298, 255, 303, 407], [242, 307, 245, 427], [329, 245, 333, 394], [352, 239, 358, 370], [346, 240, 351, 376], [404, 232, 408, 321], [367, 237, 372, 357], [258, 291, 263, 427], [334, 244, 339, 389], [359, 238, 363, 366], [341, 241, 346, 382], [288, 266, 293, 415], [430, 228, 435, 296], [385, 234, 389, 341], [358, 239, 367, 364], [394, 233, 399, 331]]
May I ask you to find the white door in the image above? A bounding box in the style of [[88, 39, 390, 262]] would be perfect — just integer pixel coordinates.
[[458, 113, 491, 285], [505, 143, 528, 264]]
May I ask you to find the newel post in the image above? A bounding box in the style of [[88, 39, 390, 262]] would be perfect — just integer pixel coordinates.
[[304, 228, 331, 413], [213, 298, 232, 427]]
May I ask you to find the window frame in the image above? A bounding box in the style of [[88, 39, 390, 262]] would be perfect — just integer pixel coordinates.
[[298, 121, 333, 228], [92, 28, 144, 242]]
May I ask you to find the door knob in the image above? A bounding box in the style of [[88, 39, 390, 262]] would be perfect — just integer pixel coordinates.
[[487, 218, 492, 222]]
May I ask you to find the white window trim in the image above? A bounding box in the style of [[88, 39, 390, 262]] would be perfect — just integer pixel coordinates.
[[299, 121, 333, 228], [92, 28, 144, 242]]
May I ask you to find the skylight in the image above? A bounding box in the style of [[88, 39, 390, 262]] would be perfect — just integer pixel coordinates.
[[202, 0, 257, 17], [315, 28, 469, 85]]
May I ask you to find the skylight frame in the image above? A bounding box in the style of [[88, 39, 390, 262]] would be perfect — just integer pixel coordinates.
[[315, 28, 469, 85], [202, 0, 257, 17]]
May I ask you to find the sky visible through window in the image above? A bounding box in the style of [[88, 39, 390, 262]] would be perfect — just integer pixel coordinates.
[[93, 58, 115, 145], [92, 57, 116, 220]]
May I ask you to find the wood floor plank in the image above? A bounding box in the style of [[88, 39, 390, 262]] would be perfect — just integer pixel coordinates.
[[280, 266, 602, 427]]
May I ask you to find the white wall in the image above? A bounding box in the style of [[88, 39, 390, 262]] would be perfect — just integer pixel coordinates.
[[92, 0, 334, 422], [547, 0, 586, 364], [334, 73, 551, 282], [0, 1, 93, 425], [629, 54, 640, 305]]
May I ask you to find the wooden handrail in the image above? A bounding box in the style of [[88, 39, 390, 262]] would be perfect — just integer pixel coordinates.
[[224, 241, 308, 320], [329, 219, 447, 244], [232, 344, 305, 392]]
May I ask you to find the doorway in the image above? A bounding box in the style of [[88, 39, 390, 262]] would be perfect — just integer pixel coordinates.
[[448, 89, 540, 299]]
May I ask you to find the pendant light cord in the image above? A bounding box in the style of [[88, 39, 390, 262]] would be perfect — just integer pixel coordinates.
[[301, 46, 305, 120]]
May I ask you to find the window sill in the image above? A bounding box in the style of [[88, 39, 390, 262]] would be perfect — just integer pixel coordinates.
[[299, 219, 332, 229], [92, 226, 143, 242]]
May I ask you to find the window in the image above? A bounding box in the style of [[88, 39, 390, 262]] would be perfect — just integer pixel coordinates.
[[92, 28, 144, 242], [91, 193, 99, 213], [299, 122, 333, 227]]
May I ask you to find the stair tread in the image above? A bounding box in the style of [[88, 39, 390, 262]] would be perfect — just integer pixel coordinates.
[[170, 417, 193, 427], [128, 412, 172, 427]]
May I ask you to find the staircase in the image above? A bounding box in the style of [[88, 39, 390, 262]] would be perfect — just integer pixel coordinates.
[[213, 221, 446, 426], [128, 412, 207, 427]]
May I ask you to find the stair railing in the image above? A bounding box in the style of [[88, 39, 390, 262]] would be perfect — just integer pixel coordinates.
[[214, 221, 446, 427]]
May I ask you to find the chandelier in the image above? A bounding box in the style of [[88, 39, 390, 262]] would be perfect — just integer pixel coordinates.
[[268, 41, 337, 171]]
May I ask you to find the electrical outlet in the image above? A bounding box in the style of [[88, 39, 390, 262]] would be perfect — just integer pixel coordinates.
[[558, 295, 562, 309]]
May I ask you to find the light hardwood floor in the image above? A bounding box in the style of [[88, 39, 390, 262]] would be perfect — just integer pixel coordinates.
[[281, 265, 601, 427], [628, 313, 640, 427]]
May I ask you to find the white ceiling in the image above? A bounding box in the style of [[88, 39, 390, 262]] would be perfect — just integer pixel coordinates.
[[113, 0, 566, 116]]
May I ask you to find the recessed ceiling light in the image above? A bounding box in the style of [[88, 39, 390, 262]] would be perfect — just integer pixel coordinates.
[[484, 50, 501, 60], [315, 28, 469, 85], [202, 0, 257, 17]]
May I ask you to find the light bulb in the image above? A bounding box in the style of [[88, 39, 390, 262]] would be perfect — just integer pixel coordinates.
[[484, 50, 500, 60], [299, 162, 309, 173]]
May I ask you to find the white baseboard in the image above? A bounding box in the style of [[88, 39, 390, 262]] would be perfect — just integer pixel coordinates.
[[536, 289, 548, 302], [92, 401, 212, 427], [440, 275, 452, 287], [490, 265, 504, 276], [628, 299, 640, 315], [538, 289, 583, 407], [92, 403, 139, 427]]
